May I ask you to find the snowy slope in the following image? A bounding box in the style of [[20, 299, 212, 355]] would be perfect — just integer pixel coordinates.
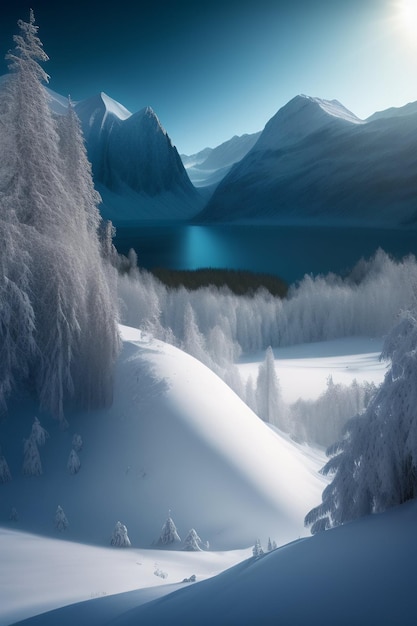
[[6, 499, 417, 625], [0, 331, 389, 626], [96, 499, 417, 626], [199, 94, 417, 226], [0, 325, 326, 553]]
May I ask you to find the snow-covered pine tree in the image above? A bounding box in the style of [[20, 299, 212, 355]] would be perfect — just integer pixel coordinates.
[[183, 528, 202, 551], [252, 538, 264, 558], [110, 521, 131, 547], [305, 308, 417, 533], [157, 512, 181, 546], [22, 435, 42, 476], [0, 447, 12, 483], [182, 303, 212, 368], [31, 417, 49, 446], [256, 346, 287, 429], [54, 505, 69, 531], [67, 449, 81, 475], [72, 433, 83, 452], [0, 11, 120, 423]]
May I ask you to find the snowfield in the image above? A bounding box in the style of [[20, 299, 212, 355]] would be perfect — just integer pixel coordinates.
[[0, 326, 387, 625]]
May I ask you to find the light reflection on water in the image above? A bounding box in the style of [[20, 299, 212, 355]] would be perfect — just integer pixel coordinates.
[[114, 223, 417, 285]]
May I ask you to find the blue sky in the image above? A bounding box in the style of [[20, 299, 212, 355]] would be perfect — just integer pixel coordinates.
[[1, 0, 417, 154]]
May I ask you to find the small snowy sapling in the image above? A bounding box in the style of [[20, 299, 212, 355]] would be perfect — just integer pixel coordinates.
[[22, 436, 42, 476], [157, 512, 181, 546], [31, 417, 49, 447], [67, 449, 81, 474], [54, 505, 69, 531], [110, 521, 131, 547], [183, 528, 203, 551], [72, 433, 83, 452], [252, 539, 264, 558]]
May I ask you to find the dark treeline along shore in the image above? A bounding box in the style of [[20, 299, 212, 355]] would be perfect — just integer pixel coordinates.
[[151, 267, 289, 298]]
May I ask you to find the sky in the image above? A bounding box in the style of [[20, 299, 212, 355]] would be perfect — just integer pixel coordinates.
[[1, 0, 417, 154]]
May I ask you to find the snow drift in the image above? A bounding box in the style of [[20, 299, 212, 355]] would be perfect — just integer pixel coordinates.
[[0, 326, 325, 551]]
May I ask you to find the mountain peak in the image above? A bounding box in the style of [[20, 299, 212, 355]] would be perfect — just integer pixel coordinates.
[[256, 94, 363, 151], [99, 92, 131, 120]]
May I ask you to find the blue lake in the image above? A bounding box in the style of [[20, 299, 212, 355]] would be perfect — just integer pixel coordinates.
[[114, 223, 417, 285]]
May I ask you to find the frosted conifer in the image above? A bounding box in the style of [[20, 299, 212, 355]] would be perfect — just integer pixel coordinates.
[[71, 433, 83, 452], [252, 539, 264, 558], [110, 521, 131, 547], [22, 435, 42, 476], [183, 528, 202, 551], [67, 449, 81, 475], [54, 505, 69, 531], [305, 308, 417, 533], [31, 417, 49, 446], [157, 512, 181, 546], [0, 11, 120, 423]]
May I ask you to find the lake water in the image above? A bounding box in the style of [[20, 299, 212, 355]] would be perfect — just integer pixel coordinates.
[[114, 223, 417, 285]]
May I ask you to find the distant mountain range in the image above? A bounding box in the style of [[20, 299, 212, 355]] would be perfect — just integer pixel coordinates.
[[181, 132, 261, 188], [2, 75, 417, 227], [198, 95, 417, 227]]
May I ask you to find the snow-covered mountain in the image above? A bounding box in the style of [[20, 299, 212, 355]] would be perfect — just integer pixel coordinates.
[[181, 132, 261, 188], [198, 94, 417, 226], [73, 93, 204, 223]]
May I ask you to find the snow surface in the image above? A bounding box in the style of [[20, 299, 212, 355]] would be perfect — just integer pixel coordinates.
[[100, 92, 132, 121], [0, 328, 388, 625], [238, 336, 386, 403]]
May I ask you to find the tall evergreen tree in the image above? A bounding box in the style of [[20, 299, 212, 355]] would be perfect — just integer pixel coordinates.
[[0, 11, 120, 422], [256, 346, 286, 429], [305, 308, 417, 533]]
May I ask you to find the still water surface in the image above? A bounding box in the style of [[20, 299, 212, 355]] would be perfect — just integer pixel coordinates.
[[114, 223, 417, 285]]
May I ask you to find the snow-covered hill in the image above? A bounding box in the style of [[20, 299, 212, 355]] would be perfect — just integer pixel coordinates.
[[0, 327, 388, 626], [73, 93, 204, 223], [0, 325, 326, 552], [198, 94, 417, 226]]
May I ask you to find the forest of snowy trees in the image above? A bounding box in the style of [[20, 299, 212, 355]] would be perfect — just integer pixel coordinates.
[[117, 249, 417, 446], [0, 11, 119, 425]]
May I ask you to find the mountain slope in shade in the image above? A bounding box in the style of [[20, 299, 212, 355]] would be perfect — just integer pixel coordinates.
[[198, 94, 417, 226], [74, 93, 203, 222], [181, 132, 261, 188]]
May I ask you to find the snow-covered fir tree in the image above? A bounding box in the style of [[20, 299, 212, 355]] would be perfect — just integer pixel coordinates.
[[31, 417, 49, 447], [54, 505, 69, 531], [267, 537, 277, 552], [256, 346, 287, 429], [157, 512, 181, 546], [110, 521, 131, 547], [22, 435, 42, 476], [183, 528, 202, 551], [71, 433, 83, 452], [0, 448, 12, 483], [252, 538, 264, 558], [67, 449, 81, 475], [0, 11, 120, 424], [305, 308, 417, 533]]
